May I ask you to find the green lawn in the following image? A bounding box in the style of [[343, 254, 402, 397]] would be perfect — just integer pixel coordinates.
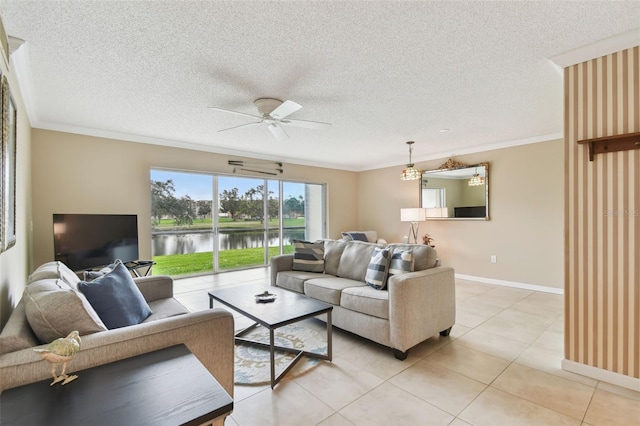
[[153, 245, 294, 276]]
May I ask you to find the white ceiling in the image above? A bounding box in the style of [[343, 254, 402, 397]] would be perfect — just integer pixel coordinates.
[[1, 1, 639, 171]]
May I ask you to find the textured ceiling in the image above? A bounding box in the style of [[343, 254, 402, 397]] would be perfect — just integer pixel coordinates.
[[1, 1, 639, 171]]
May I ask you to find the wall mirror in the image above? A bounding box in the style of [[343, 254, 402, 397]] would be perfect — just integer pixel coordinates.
[[420, 159, 489, 220]]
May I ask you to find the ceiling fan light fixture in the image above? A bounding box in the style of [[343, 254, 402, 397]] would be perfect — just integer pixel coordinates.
[[400, 141, 421, 181], [210, 98, 330, 141]]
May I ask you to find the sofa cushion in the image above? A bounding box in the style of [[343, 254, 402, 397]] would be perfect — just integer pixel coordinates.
[[77, 260, 152, 329], [304, 277, 364, 305], [341, 286, 389, 319], [365, 247, 391, 290], [276, 271, 331, 294], [144, 298, 189, 322], [23, 278, 107, 343], [292, 240, 325, 273], [323, 239, 347, 276], [387, 244, 438, 271], [0, 300, 39, 355], [388, 249, 414, 280], [28, 261, 81, 289], [336, 241, 381, 282]]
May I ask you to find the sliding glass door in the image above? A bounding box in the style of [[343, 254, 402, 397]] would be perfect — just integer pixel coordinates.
[[150, 170, 215, 275], [150, 169, 325, 276], [217, 176, 266, 271]]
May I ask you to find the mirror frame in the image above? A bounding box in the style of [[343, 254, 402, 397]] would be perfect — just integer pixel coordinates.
[[420, 159, 489, 221]]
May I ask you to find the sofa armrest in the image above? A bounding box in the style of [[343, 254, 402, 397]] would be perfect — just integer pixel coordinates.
[[270, 254, 294, 286], [134, 275, 173, 302], [0, 308, 235, 397], [387, 266, 456, 352]]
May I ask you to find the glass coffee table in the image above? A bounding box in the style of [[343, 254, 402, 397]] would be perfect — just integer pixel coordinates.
[[209, 284, 333, 388]]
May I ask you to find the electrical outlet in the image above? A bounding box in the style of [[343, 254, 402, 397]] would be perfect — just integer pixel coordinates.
[[490, 255, 497, 263]]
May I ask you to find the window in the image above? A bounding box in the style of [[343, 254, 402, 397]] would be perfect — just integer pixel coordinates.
[[150, 169, 326, 276], [422, 188, 445, 208]]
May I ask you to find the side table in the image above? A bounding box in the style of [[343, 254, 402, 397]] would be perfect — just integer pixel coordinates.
[[0, 344, 233, 426], [124, 260, 156, 277]]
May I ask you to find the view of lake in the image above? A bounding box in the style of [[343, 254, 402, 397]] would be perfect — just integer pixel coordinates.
[[152, 228, 305, 256]]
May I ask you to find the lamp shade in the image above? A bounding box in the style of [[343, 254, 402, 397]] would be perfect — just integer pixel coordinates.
[[400, 141, 421, 181], [400, 208, 426, 222], [400, 166, 421, 181]]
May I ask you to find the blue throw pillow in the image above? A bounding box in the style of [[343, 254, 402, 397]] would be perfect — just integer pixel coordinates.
[[77, 260, 152, 329]]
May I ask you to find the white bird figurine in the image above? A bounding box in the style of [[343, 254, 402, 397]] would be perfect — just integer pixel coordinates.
[[33, 330, 82, 386]]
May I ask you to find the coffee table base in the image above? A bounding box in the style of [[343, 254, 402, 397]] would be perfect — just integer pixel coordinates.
[[235, 312, 332, 389], [208, 285, 333, 389]]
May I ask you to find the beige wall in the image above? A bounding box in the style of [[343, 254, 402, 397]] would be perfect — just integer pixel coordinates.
[[358, 140, 564, 289], [565, 46, 639, 379], [0, 54, 32, 327], [1, 89, 564, 328], [30, 129, 358, 268]]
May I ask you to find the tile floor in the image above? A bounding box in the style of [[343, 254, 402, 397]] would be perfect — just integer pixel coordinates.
[[173, 268, 639, 426]]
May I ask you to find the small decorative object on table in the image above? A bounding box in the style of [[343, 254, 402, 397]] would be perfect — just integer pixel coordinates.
[[255, 291, 277, 303], [33, 331, 81, 386], [422, 234, 435, 247]]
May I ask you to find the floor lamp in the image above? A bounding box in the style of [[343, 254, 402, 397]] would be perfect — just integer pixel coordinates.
[[400, 208, 427, 244]]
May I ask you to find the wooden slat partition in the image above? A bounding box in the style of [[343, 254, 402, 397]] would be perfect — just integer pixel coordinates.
[[565, 46, 639, 379]]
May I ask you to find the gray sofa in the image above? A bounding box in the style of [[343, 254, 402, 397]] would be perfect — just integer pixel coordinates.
[[0, 261, 235, 396], [270, 240, 456, 359]]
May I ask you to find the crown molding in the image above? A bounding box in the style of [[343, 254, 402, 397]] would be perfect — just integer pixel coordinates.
[[549, 28, 640, 68]]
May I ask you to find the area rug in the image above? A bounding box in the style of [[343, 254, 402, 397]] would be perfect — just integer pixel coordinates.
[[234, 324, 327, 385]]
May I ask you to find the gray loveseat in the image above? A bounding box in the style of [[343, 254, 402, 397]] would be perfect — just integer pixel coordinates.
[[0, 261, 235, 396], [270, 240, 455, 359]]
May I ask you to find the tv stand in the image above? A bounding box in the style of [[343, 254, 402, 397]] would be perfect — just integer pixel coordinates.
[[124, 260, 156, 277]]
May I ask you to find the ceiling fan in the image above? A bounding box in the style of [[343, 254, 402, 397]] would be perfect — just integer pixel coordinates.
[[209, 98, 331, 142]]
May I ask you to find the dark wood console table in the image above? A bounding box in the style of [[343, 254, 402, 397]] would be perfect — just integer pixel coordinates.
[[0, 344, 233, 426]]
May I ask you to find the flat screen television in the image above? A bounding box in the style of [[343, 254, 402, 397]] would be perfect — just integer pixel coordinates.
[[454, 206, 486, 218], [53, 214, 139, 271]]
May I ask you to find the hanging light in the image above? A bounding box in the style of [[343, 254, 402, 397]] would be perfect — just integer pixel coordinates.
[[400, 141, 421, 181], [468, 167, 485, 186]]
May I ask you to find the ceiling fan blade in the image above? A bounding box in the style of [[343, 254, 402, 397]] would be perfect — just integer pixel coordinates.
[[208, 106, 260, 119], [218, 121, 261, 132], [280, 118, 331, 130], [270, 100, 302, 120], [268, 123, 289, 142]]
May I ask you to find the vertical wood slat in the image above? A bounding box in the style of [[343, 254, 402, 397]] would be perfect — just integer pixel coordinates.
[[633, 46, 640, 379], [565, 46, 639, 379]]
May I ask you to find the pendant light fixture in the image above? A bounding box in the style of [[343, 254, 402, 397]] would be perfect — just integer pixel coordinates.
[[468, 167, 485, 186], [400, 141, 421, 181]]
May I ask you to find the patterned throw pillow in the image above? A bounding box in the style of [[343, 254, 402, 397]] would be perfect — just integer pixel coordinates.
[[83, 262, 117, 282], [365, 247, 391, 290], [388, 249, 414, 282], [292, 240, 325, 273], [341, 232, 369, 242], [347, 232, 369, 242]]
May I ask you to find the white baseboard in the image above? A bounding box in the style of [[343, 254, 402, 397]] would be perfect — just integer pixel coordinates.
[[562, 359, 640, 392], [455, 274, 563, 295]]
